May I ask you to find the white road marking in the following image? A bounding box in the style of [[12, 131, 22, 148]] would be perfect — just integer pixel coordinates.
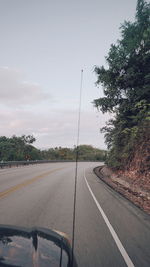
[[84, 172, 135, 267]]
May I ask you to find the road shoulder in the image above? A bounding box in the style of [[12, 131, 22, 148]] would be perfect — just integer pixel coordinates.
[[94, 165, 150, 215]]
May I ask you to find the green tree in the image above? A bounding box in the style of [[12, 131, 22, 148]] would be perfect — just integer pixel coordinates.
[[94, 0, 150, 169], [0, 135, 41, 161], [21, 135, 36, 144], [41, 145, 106, 161]]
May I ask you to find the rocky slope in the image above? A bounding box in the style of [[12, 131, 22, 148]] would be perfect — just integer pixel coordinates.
[[94, 164, 150, 215]]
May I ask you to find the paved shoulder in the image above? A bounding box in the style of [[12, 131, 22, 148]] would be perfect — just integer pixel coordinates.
[[84, 167, 150, 267]]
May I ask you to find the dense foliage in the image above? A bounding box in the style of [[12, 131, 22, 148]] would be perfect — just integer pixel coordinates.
[[0, 135, 41, 161], [41, 145, 106, 161], [94, 0, 150, 169], [0, 135, 106, 162]]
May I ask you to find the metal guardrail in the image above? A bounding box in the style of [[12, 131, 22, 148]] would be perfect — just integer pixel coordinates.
[[0, 160, 75, 169], [0, 160, 102, 169]]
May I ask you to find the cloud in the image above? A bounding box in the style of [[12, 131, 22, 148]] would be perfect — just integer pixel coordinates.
[[0, 66, 111, 149], [0, 107, 110, 149], [0, 67, 51, 106]]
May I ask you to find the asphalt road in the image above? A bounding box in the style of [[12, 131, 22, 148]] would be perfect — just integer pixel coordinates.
[[0, 162, 149, 266]]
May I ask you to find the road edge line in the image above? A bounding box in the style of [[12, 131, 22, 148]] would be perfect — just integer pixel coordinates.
[[84, 171, 135, 267]]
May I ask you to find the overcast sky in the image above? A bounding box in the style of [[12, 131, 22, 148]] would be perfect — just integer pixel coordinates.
[[0, 0, 138, 149]]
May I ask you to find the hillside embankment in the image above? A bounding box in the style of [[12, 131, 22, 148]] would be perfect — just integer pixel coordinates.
[[94, 127, 150, 214]]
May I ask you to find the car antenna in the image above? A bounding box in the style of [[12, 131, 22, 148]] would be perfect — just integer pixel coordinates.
[[71, 69, 83, 266]]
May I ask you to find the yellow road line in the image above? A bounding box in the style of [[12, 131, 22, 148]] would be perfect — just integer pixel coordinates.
[[0, 167, 64, 199]]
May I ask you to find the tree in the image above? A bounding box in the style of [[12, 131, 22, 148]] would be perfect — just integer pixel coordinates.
[[41, 145, 106, 161], [0, 135, 40, 161], [94, 0, 150, 168], [21, 135, 36, 144]]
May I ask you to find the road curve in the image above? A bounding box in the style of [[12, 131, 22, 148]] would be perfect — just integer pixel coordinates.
[[0, 162, 149, 266]]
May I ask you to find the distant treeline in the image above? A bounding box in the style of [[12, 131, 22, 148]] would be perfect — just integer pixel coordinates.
[[0, 135, 106, 162]]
